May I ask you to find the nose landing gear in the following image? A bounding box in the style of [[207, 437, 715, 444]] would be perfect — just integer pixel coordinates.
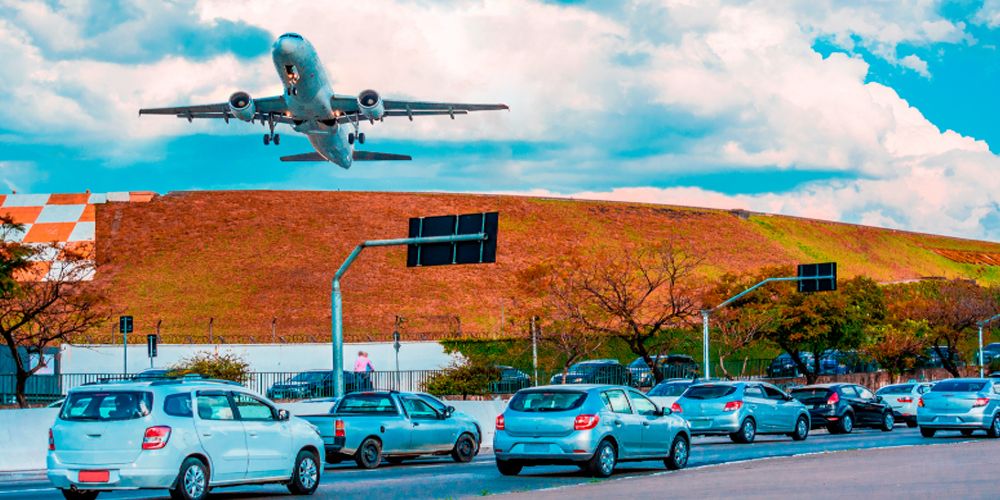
[[348, 133, 366, 145], [263, 113, 280, 146]]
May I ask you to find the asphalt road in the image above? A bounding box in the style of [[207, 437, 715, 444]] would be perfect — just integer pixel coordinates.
[[0, 427, 991, 500]]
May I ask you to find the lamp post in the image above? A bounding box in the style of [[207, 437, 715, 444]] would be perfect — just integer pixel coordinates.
[[976, 313, 1000, 377]]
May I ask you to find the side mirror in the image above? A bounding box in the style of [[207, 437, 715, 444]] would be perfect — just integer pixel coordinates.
[[444, 405, 456, 418], [277, 409, 290, 421]]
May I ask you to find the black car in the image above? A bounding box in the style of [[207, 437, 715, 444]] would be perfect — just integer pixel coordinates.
[[627, 355, 699, 387], [490, 366, 532, 393], [549, 359, 632, 386], [789, 383, 895, 434], [266, 370, 374, 399]]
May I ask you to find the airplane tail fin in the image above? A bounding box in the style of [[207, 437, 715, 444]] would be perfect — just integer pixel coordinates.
[[352, 151, 412, 161], [280, 151, 412, 162]]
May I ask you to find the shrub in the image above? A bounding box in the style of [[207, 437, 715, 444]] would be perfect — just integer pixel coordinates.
[[422, 361, 502, 400], [168, 350, 251, 384]]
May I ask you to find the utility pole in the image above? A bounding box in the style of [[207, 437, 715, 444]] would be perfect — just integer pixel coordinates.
[[393, 316, 403, 390], [532, 317, 539, 387], [976, 312, 1000, 377]]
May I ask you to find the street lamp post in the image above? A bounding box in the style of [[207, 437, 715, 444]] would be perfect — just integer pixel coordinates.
[[976, 313, 1000, 377]]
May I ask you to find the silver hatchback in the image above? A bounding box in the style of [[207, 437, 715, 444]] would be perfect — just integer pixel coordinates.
[[917, 378, 1000, 438], [494, 385, 690, 477], [672, 381, 810, 443]]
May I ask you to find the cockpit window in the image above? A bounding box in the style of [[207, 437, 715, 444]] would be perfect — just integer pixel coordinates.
[[280, 33, 303, 39]]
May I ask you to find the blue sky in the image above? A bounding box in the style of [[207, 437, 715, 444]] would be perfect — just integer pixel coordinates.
[[2, 0, 1000, 240]]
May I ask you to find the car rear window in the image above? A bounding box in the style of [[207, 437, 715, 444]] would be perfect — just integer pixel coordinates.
[[648, 383, 690, 397], [682, 385, 737, 400], [337, 394, 398, 414], [790, 388, 833, 402], [508, 391, 588, 412], [931, 381, 987, 393], [876, 384, 914, 395], [61, 391, 153, 421]]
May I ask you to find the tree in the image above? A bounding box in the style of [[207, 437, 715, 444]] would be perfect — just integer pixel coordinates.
[[889, 279, 998, 377], [422, 359, 502, 400], [540, 242, 702, 384], [0, 217, 107, 407], [168, 350, 251, 383], [861, 320, 929, 383]]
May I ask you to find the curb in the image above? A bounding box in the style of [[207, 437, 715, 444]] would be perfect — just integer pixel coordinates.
[[0, 470, 47, 482]]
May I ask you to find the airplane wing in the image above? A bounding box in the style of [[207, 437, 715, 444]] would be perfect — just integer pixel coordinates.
[[280, 151, 412, 162], [329, 95, 508, 119], [139, 96, 291, 122]]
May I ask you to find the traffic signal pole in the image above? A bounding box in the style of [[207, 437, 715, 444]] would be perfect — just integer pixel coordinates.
[[331, 232, 488, 398]]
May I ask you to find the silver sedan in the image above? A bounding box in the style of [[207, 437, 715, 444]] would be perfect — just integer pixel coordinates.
[[672, 381, 810, 443], [493, 385, 690, 477], [917, 378, 1000, 438]]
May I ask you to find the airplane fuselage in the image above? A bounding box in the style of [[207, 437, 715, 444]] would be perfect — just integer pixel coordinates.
[[271, 34, 354, 168]]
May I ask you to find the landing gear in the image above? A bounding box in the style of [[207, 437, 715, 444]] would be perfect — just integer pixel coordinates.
[[273, 134, 280, 145], [263, 113, 279, 146], [263, 134, 270, 146], [358, 133, 365, 144], [348, 133, 355, 145]]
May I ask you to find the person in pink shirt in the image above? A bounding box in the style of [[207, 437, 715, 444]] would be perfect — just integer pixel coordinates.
[[354, 351, 374, 373]]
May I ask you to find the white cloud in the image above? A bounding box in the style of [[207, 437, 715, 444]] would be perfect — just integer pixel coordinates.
[[899, 54, 931, 77], [975, 0, 1000, 28]]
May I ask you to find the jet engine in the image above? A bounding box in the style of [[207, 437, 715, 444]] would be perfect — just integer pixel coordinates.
[[357, 89, 385, 121], [228, 91, 255, 122]]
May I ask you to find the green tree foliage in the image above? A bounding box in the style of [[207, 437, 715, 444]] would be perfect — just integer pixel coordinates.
[[168, 350, 251, 384], [421, 360, 502, 399], [861, 320, 929, 383]]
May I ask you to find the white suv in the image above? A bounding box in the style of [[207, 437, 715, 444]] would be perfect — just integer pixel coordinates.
[[47, 378, 324, 500]]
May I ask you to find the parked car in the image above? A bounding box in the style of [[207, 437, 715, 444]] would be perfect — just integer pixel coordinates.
[[647, 378, 701, 409], [789, 383, 895, 434], [917, 378, 1000, 438], [974, 343, 1000, 365], [549, 360, 631, 386], [627, 355, 699, 387], [48, 378, 324, 500], [413, 392, 483, 453], [131, 368, 171, 380], [875, 382, 934, 428], [301, 390, 481, 469], [766, 352, 815, 379], [490, 366, 532, 393], [266, 370, 373, 400], [494, 385, 690, 477], [671, 381, 810, 443], [919, 346, 964, 369]]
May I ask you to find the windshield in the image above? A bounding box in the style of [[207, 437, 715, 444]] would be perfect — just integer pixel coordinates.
[[682, 385, 737, 400], [789, 388, 833, 402], [876, 384, 914, 395], [509, 391, 588, 412], [290, 372, 327, 383], [931, 381, 987, 393], [648, 383, 690, 397], [567, 363, 600, 375], [61, 391, 153, 421], [629, 358, 651, 368]]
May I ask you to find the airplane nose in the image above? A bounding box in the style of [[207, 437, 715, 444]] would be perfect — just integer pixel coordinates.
[[273, 37, 298, 56]]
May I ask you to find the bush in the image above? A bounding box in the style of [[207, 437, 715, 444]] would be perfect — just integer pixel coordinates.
[[422, 362, 502, 399], [168, 350, 251, 384]]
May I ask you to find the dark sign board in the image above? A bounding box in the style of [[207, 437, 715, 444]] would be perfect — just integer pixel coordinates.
[[147, 335, 158, 358], [119, 316, 133, 334], [406, 212, 498, 267], [798, 262, 837, 293]]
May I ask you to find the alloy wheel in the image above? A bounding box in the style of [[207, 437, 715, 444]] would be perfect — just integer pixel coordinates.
[[599, 443, 615, 475], [184, 465, 205, 498], [744, 420, 756, 441], [299, 456, 318, 489], [674, 439, 688, 467], [797, 418, 807, 438]]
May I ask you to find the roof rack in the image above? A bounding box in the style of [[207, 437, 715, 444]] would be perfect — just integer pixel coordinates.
[[80, 376, 243, 388]]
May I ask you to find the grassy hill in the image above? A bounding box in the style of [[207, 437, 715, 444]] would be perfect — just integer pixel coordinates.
[[90, 191, 1000, 344]]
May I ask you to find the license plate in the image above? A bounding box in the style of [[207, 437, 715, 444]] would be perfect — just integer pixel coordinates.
[[690, 419, 711, 428], [79, 470, 109, 483], [524, 444, 548, 453], [937, 417, 957, 423]]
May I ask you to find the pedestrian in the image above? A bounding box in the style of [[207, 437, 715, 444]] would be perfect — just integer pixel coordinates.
[[355, 350, 374, 373]]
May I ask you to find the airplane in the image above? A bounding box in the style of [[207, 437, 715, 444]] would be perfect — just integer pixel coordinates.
[[139, 33, 509, 169]]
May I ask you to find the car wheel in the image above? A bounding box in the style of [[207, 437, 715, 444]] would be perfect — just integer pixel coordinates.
[[587, 439, 617, 477], [880, 412, 894, 432], [60, 490, 99, 500], [987, 414, 1000, 439], [496, 458, 522, 476], [355, 438, 383, 469], [730, 418, 756, 444], [451, 433, 478, 463], [906, 420, 918, 428], [664, 435, 689, 470], [170, 457, 209, 500], [287, 449, 321, 495], [920, 427, 936, 438], [838, 413, 854, 434], [790, 416, 809, 441]]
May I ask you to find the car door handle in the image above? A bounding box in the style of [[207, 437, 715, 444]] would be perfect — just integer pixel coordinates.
[[248, 431, 258, 437], [642, 422, 650, 427], [202, 432, 212, 437], [413, 422, 420, 427]]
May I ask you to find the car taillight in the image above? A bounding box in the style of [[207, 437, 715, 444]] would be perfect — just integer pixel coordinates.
[[335, 419, 346, 437], [495, 414, 504, 431], [827, 392, 840, 405], [142, 426, 171, 450], [671, 403, 682, 414], [974, 398, 989, 407], [918, 398, 924, 407], [48, 429, 54, 451], [897, 397, 913, 403], [574, 414, 600, 430], [723, 400, 743, 412]]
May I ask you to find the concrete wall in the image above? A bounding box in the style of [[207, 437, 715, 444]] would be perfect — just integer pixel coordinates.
[[59, 341, 459, 374], [0, 401, 504, 472]]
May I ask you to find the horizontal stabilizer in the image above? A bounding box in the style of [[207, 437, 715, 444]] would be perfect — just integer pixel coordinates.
[[280, 152, 326, 162], [353, 151, 412, 161]]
